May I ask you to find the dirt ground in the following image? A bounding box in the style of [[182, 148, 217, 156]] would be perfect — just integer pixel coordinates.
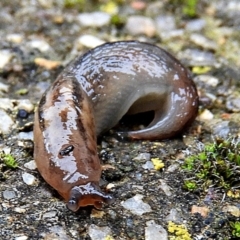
[[0, 1, 240, 239]]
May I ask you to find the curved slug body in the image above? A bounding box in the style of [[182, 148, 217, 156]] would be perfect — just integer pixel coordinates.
[[34, 41, 198, 211]]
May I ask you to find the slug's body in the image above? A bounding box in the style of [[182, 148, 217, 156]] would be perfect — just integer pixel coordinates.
[[34, 41, 198, 211]]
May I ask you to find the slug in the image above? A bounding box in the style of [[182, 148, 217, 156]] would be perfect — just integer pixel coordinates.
[[34, 41, 198, 212]]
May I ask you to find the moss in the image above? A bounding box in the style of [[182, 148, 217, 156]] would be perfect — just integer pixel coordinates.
[[15, 88, 28, 95], [1, 152, 18, 169], [168, 221, 192, 240], [64, 0, 85, 8], [230, 221, 240, 238], [182, 0, 198, 18], [182, 137, 240, 191], [184, 180, 197, 191], [151, 157, 165, 170], [104, 236, 114, 240], [169, 0, 198, 18]]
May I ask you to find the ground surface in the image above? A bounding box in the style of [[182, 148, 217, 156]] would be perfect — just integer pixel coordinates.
[[0, 0, 240, 239]]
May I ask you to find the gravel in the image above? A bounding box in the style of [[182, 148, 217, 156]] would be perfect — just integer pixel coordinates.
[[0, 0, 240, 239]]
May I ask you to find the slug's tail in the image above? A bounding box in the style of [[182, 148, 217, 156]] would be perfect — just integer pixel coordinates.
[[117, 91, 198, 140]]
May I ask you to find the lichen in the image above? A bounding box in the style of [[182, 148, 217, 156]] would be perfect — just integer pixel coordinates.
[[168, 221, 192, 240], [151, 157, 165, 170]]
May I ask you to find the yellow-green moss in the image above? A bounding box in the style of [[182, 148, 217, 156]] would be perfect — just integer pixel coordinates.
[[151, 158, 165, 170], [168, 221, 192, 240]]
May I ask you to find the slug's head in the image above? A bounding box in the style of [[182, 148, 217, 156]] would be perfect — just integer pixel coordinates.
[[67, 183, 113, 212]]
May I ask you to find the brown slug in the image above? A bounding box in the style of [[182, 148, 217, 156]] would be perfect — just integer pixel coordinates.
[[34, 41, 198, 212]]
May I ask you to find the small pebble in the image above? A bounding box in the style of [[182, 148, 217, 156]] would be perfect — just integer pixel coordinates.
[[15, 236, 28, 240], [166, 163, 179, 172], [3, 190, 17, 199], [38, 0, 54, 8], [0, 82, 10, 93], [142, 160, 154, 170], [211, 120, 230, 138], [166, 208, 183, 224], [34, 58, 61, 70], [17, 99, 34, 112], [125, 16, 156, 37], [226, 96, 240, 112], [199, 109, 214, 121], [0, 50, 13, 69], [179, 49, 216, 66], [159, 179, 172, 196], [90, 209, 105, 219], [77, 35, 105, 49], [17, 132, 34, 141], [155, 15, 176, 33], [45, 225, 69, 240], [145, 220, 168, 240], [27, 39, 51, 52], [14, 207, 26, 213], [190, 34, 217, 50], [195, 74, 219, 87], [0, 109, 14, 134], [185, 19, 206, 32], [121, 194, 152, 215], [22, 172, 37, 186], [77, 12, 111, 27], [133, 153, 151, 161], [6, 33, 23, 43], [222, 205, 240, 217], [0, 98, 14, 110], [24, 160, 37, 170], [88, 224, 112, 240], [191, 205, 209, 218], [42, 211, 57, 219], [159, 29, 184, 40]]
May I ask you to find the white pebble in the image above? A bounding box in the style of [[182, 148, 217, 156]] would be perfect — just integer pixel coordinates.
[[27, 39, 51, 52], [145, 220, 168, 240], [121, 194, 152, 215], [14, 236, 28, 240], [133, 153, 151, 161], [194, 74, 219, 87], [199, 109, 214, 121], [22, 172, 37, 186], [185, 19, 206, 32], [17, 99, 34, 112], [88, 224, 112, 240], [14, 207, 26, 213], [159, 179, 172, 196], [6, 33, 23, 43], [0, 82, 10, 93], [0, 50, 13, 69], [0, 98, 14, 110], [0, 109, 14, 134], [155, 15, 176, 33], [159, 29, 184, 41], [48, 225, 69, 240], [24, 160, 37, 170], [190, 33, 217, 50], [17, 131, 33, 141], [125, 16, 156, 37], [142, 160, 154, 170], [78, 12, 111, 27], [166, 163, 179, 172], [77, 35, 105, 49], [42, 211, 57, 219], [166, 208, 183, 223]]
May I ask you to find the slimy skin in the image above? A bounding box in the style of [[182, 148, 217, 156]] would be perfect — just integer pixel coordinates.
[[34, 41, 198, 212]]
